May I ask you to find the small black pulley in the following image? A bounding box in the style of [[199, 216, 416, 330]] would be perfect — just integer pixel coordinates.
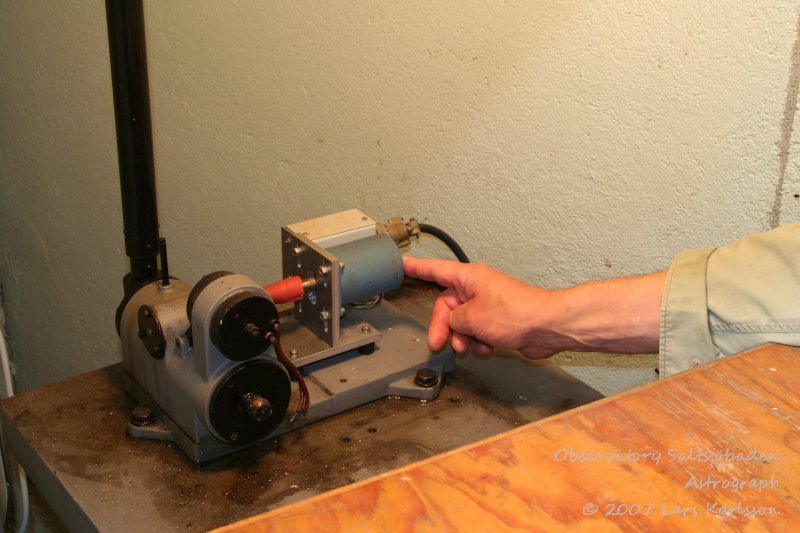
[[210, 290, 279, 361]]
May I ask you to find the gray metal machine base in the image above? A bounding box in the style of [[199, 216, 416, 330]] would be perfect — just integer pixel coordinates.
[[125, 300, 454, 462]]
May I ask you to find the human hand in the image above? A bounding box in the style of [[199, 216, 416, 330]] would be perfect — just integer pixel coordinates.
[[402, 257, 567, 359], [403, 256, 664, 359]]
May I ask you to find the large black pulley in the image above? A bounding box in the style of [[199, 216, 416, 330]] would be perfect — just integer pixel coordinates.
[[209, 360, 291, 444]]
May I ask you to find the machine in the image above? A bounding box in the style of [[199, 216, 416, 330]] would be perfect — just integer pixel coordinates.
[[117, 210, 454, 462], [106, 2, 456, 463]]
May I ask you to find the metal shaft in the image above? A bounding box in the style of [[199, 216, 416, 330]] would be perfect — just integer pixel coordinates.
[[105, 0, 160, 288]]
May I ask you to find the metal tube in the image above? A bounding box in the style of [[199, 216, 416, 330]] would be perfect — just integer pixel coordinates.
[[105, 0, 160, 288]]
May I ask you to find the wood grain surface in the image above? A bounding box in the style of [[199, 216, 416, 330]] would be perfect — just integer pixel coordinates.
[[217, 343, 800, 532]]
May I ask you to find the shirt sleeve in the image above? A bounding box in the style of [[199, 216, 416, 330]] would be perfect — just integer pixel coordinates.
[[659, 223, 800, 377]]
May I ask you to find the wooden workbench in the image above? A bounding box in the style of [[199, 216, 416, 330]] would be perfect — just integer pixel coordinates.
[[219, 343, 800, 532]]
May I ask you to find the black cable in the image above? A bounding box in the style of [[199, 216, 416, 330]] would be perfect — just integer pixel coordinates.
[[419, 223, 470, 263]]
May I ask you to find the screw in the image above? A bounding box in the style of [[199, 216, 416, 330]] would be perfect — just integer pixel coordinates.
[[320, 310, 330, 321], [243, 322, 261, 338], [290, 349, 298, 358], [361, 325, 372, 334], [292, 246, 305, 257], [317, 264, 330, 277], [414, 368, 438, 388], [130, 405, 155, 427]]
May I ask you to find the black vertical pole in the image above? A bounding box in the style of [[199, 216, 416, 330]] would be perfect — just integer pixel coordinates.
[[105, 0, 160, 293]]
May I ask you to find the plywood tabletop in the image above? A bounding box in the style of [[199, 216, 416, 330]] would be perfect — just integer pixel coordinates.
[[218, 343, 800, 532]]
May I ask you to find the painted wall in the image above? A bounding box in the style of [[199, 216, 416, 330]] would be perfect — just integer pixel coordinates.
[[2, 1, 799, 392]]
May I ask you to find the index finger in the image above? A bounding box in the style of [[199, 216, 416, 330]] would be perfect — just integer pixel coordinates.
[[402, 256, 467, 290]]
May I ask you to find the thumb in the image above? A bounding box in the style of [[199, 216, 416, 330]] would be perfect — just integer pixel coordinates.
[[448, 299, 480, 339]]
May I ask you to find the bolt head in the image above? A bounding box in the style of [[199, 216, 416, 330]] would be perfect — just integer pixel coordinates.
[[130, 405, 155, 427], [361, 325, 372, 334], [319, 310, 330, 321], [317, 264, 330, 277], [414, 368, 438, 388]]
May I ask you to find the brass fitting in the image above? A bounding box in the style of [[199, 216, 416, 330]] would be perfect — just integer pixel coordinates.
[[378, 217, 421, 250]]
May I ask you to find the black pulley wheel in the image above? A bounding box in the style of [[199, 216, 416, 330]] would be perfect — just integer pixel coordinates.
[[186, 271, 234, 321], [210, 291, 279, 361], [209, 360, 291, 444]]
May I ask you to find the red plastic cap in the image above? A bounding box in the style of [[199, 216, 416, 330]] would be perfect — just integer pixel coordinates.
[[263, 276, 304, 304]]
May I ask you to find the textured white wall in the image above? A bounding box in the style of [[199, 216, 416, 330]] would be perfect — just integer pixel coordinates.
[[2, 1, 800, 391]]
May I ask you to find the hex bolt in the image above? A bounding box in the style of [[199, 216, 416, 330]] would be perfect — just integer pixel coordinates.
[[319, 310, 330, 321], [414, 368, 438, 388], [289, 349, 298, 358], [130, 405, 155, 427], [292, 245, 305, 257], [317, 264, 330, 277], [361, 325, 372, 334]]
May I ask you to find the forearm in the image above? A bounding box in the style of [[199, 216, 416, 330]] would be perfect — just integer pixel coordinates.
[[546, 271, 666, 354]]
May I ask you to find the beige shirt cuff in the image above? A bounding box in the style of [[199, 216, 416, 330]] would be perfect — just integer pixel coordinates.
[[659, 247, 719, 377]]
